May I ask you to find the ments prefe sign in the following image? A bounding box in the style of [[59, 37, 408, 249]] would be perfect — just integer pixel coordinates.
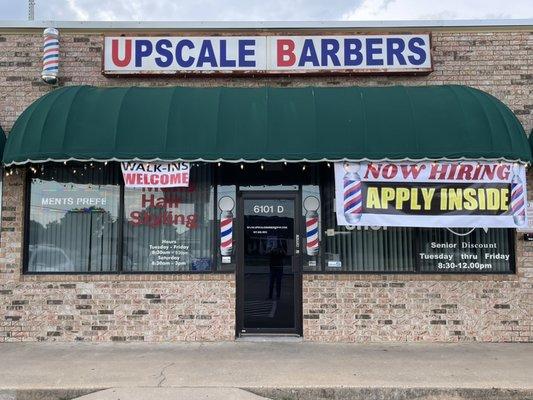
[[121, 162, 190, 188], [103, 34, 431, 75], [334, 161, 527, 228]]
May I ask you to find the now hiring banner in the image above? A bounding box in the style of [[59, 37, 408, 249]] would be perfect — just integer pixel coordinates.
[[334, 161, 527, 228]]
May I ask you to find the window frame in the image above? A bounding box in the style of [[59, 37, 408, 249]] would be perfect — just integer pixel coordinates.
[[22, 163, 517, 275], [308, 227, 516, 275], [23, 163, 223, 275], [310, 167, 517, 275]]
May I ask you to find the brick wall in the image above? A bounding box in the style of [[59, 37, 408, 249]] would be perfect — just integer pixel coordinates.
[[0, 28, 532, 342], [302, 273, 530, 342]]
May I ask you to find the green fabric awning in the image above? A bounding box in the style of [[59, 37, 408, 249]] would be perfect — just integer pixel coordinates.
[[3, 85, 531, 165]]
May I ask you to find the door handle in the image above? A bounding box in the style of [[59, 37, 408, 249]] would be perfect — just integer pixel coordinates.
[[295, 234, 300, 254]]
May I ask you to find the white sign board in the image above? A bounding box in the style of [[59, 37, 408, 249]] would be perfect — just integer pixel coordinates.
[[103, 34, 432, 75]]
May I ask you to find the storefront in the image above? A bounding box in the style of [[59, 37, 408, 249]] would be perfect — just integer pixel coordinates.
[[0, 21, 531, 342]]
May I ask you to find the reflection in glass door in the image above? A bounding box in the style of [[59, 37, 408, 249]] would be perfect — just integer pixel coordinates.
[[238, 194, 302, 335]]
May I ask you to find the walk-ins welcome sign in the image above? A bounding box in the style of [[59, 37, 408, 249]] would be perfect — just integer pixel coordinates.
[[121, 162, 190, 188], [103, 34, 432, 75]]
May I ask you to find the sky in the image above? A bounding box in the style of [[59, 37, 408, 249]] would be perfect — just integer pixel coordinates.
[[0, 0, 531, 21]]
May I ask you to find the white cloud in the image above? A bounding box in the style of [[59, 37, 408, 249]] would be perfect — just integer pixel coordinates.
[[66, 0, 89, 20], [31, 0, 361, 21], [0, 0, 531, 21], [342, 0, 533, 20]]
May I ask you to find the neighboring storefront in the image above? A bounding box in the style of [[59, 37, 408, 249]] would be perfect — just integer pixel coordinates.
[[0, 20, 531, 342]]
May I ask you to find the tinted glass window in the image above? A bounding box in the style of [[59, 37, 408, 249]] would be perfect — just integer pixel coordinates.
[[321, 173, 514, 273], [122, 164, 214, 272], [418, 228, 512, 273], [27, 164, 120, 273]]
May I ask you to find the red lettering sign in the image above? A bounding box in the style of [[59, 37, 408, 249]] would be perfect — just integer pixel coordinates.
[[277, 39, 296, 67]]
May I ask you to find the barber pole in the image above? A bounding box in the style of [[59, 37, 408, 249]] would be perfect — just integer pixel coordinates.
[[305, 210, 319, 256], [42, 28, 59, 84], [220, 211, 233, 255], [511, 170, 526, 226], [343, 165, 363, 224]]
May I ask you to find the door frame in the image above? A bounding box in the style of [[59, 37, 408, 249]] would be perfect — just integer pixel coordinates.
[[235, 190, 303, 336]]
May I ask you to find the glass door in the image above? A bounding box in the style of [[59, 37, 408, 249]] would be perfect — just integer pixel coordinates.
[[237, 192, 302, 335]]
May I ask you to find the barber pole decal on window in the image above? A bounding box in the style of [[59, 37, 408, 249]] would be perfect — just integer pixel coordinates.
[[305, 212, 319, 255], [511, 165, 526, 226], [343, 164, 363, 224], [303, 196, 320, 256], [42, 28, 59, 84], [220, 212, 233, 255], [219, 196, 235, 256]]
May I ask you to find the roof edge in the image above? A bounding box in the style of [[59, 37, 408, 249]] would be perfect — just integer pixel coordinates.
[[0, 18, 531, 31]]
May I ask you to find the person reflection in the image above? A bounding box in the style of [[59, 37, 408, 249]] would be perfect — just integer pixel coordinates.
[[266, 235, 286, 300]]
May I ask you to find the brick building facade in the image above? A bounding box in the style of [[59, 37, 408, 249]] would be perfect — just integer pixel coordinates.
[[0, 21, 532, 342]]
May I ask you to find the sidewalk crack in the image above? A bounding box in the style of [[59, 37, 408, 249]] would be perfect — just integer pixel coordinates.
[[156, 362, 175, 387]]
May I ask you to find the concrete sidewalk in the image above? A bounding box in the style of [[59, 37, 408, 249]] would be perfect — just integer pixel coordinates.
[[0, 342, 531, 391]]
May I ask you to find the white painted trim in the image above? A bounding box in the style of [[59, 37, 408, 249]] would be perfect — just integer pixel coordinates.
[[4, 156, 529, 167]]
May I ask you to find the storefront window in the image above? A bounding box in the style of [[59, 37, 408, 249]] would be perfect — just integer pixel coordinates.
[[323, 228, 417, 272], [27, 164, 120, 273], [123, 165, 214, 272], [417, 228, 513, 273], [321, 177, 514, 274], [24, 162, 515, 275]]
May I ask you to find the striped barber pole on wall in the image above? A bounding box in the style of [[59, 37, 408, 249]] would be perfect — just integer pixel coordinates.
[[42, 27, 59, 84]]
